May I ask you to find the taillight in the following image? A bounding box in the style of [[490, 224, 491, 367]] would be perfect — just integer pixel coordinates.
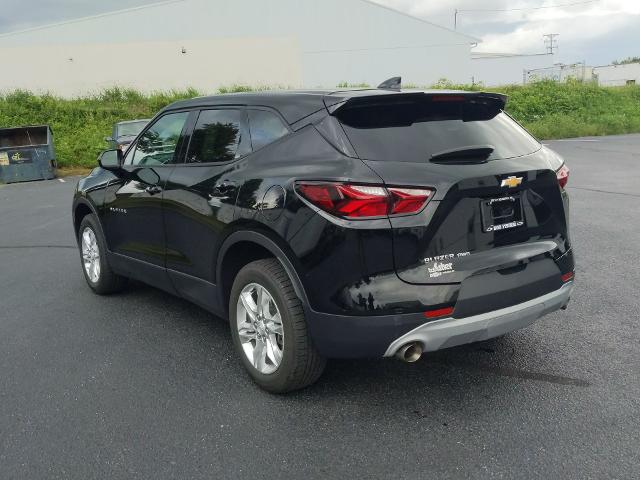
[[386, 187, 431, 215], [556, 164, 569, 189], [295, 182, 434, 219]]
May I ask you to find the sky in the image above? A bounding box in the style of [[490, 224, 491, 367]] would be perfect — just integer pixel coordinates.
[[0, 0, 638, 65]]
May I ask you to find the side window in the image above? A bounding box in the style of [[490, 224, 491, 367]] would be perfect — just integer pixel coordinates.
[[248, 109, 289, 150], [186, 109, 246, 164], [130, 112, 188, 166]]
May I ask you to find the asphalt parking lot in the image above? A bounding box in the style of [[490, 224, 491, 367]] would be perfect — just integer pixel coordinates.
[[1, 135, 639, 479]]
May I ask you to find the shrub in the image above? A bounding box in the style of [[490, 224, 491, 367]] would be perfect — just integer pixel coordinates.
[[1, 81, 639, 168]]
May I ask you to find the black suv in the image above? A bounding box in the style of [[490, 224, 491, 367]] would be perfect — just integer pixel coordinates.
[[72, 88, 574, 392]]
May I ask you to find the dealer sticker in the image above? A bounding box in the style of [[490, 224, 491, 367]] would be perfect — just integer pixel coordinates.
[[428, 262, 455, 278], [423, 251, 470, 278]]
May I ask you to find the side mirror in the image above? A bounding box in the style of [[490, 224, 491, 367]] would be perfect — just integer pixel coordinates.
[[98, 149, 123, 171]]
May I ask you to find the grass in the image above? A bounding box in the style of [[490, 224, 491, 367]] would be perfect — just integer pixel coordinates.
[[1, 80, 639, 168]]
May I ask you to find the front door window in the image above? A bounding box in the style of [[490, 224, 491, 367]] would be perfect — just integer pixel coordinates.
[[130, 112, 189, 166]]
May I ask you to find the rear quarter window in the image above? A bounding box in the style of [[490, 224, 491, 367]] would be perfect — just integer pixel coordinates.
[[248, 110, 289, 150]]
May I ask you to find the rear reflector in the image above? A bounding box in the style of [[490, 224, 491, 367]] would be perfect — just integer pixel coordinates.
[[561, 271, 575, 282], [556, 164, 570, 189], [296, 182, 433, 219], [424, 306, 454, 319]]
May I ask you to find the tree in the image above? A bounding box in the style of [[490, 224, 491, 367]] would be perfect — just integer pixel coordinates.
[[612, 56, 640, 65]]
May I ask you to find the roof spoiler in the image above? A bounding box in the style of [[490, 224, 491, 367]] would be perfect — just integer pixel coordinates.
[[324, 91, 508, 115]]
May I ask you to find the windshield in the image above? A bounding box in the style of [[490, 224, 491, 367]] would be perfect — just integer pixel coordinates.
[[116, 121, 148, 138], [335, 96, 540, 163]]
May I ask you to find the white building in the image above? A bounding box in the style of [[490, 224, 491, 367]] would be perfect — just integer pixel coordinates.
[[594, 63, 640, 86], [0, 0, 478, 96], [471, 52, 555, 86], [524, 62, 596, 83]]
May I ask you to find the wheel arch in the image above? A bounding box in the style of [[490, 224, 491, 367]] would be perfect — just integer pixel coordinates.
[[216, 230, 309, 316], [73, 199, 100, 240]]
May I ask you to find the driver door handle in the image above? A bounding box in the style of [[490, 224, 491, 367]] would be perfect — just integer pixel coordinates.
[[145, 185, 163, 195]]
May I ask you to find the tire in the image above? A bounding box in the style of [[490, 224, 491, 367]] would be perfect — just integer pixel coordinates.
[[229, 258, 326, 393], [78, 214, 128, 295]]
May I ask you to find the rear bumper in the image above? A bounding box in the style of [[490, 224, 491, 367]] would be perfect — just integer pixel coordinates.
[[305, 281, 573, 359], [383, 281, 573, 357]]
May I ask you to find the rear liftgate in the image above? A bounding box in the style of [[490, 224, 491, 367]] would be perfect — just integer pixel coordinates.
[[331, 91, 574, 319]]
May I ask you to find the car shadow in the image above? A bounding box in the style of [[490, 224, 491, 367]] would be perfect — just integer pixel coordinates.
[[117, 280, 590, 406]]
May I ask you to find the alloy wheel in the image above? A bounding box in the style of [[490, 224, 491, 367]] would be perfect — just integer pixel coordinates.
[[236, 283, 284, 375], [81, 227, 101, 283]]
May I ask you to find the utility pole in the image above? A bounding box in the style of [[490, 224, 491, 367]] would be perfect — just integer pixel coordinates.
[[543, 33, 559, 54], [454, 9, 458, 30]]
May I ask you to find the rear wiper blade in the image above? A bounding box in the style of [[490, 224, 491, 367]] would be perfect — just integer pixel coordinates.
[[430, 145, 495, 164]]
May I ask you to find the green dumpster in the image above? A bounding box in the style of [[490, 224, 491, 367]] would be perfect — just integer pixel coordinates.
[[0, 125, 57, 183]]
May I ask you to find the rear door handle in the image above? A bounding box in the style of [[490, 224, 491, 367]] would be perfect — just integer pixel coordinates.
[[145, 185, 163, 195]]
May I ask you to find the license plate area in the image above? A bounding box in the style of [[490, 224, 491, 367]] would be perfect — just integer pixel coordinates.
[[481, 194, 524, 232]]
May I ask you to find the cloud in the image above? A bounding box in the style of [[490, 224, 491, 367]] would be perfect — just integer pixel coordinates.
[[373, 0, 640, 63]]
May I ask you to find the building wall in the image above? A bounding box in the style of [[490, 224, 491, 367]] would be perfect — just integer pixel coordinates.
[[0, 38, 302, 95], [0, 0, 476, 95], [471, 53, 555, 86], [302, 43, 471, 87], [594, 63, 640, 86]]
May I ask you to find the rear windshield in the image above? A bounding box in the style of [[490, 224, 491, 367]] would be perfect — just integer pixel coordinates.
[[335, 95, 540, 162]]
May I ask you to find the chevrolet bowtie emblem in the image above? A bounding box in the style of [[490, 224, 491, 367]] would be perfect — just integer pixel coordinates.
[[501, 176, 523, 188]]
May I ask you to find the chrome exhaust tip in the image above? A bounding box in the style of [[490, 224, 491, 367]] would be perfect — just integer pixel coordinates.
[[395, 342, 423, 363]]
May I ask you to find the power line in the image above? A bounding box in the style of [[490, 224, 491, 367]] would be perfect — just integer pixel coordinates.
[[458, 0, 598, 13], [454, 0, 599, 29]]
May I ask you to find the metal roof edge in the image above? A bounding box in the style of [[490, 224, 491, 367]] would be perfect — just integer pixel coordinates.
[[355, 0, 480, 44], [0, 0, 187, 39]]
